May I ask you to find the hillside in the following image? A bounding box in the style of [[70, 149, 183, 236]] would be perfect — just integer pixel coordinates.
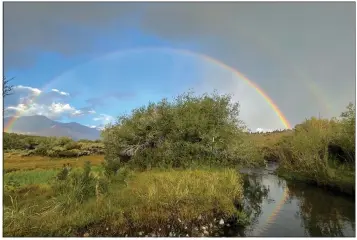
[[4, 115, 101, 140]]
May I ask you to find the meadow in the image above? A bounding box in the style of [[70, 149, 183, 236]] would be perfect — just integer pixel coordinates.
[[3, 91, 355, 237]]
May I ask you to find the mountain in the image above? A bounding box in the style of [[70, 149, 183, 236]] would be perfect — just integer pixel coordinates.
[[4, 115, 101, 140]]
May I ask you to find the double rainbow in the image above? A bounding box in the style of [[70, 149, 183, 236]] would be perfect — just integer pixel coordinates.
[[4, 47, 291, 131]]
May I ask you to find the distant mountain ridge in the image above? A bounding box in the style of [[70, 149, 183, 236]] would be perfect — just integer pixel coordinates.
[[4, 115, 101, 140]]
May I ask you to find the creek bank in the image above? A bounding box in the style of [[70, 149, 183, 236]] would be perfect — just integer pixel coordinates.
[[253, 161, 355, 197], [277, 169, 355, 197], [4, 168, 252, 237], [76, 214, 247, 237]]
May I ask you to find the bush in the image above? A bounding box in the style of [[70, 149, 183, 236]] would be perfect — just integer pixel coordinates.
[[102, 91, 254, 169], [278, 117, 336, 174], [3, 133, 104, 158], [331, 103, 355, 164]]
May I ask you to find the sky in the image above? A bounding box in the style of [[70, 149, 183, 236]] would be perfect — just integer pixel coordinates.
[[3, 2, 356, 131]]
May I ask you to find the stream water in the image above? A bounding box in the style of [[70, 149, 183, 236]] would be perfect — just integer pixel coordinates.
[[238, 163, 355, 237]]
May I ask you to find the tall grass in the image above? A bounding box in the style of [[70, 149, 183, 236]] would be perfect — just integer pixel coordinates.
[[276, 110, 355, 195], [4, 168, 247, 237]]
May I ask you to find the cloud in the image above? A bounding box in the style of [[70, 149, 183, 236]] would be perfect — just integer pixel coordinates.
[[78, 106, 96, 114], [51, 88, 69, 96], [91, 114, 115, 131], [10, 86, 72, 107], [85, 124, 106, 131], [4, 85, 94, 120], [5, 102, 82, 120], [4, 2, 139, 69], [255, 128, 274, 133], [14, 85, 42, 95], [93, 113, 115, 126], [5, 84, 71, 107]]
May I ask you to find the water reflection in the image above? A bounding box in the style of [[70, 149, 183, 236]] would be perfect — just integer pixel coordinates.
[[286, 181, 355, 237], [218, 173, 270, 237], [240, 169, 355, 237], [242, 174, 270, 225]]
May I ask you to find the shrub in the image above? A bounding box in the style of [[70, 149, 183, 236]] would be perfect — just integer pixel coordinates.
[[331, 103, 355, 164], [4, 133, 104, 158], [102, 91, 252, 169], [276, 103, 355, 193], [278, 117, 336, 174]]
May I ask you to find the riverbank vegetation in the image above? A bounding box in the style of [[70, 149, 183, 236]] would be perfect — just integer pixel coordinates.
[[3, 91, 355, 236], [276, 103, 355, 195]]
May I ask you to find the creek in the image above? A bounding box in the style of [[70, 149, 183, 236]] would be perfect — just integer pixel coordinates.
[[236, 163, 355, 237]]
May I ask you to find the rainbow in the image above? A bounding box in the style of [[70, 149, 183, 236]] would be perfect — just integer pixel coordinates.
[[254, 187, 290, 236], [4, 47, 291, 131], [5, 116, 17, 132], [246, 36, 332, 116], [4, 87, 43, 132]]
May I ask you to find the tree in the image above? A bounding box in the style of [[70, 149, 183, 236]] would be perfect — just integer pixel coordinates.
[[3, 76, 14, 97]]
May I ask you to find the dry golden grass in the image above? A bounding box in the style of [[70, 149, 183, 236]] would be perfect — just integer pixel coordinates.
[[4, 153, 105, 171]]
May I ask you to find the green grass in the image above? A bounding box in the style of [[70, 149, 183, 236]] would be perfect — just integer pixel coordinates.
[[4, 169, 59, 186], [4, 168, 248, 237], [4, 166, 104, 186]]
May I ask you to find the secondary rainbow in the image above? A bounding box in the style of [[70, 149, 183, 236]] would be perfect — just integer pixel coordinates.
[[4, 47, 292, 131], [244, 35, 332, 116]]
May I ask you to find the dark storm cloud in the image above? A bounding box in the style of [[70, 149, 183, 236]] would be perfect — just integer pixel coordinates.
[[4, 2, 142, 69]]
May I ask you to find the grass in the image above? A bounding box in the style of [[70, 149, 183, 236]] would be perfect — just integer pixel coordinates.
[[3, 168, 248, 237], [4, 153, 104, 172], [4, 169, 59, 186], [277, 165, 355, 196]]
